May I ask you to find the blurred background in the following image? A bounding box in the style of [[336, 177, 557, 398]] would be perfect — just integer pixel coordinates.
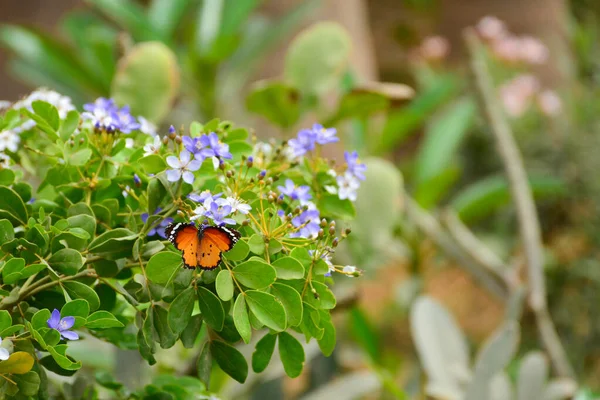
[[2, 0, 600, 399]]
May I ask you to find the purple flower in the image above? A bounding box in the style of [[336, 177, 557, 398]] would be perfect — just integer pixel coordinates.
[[312, 124, 339, 145], [133, 174, 141, 186], [169, 125, 176, 135], [141, 209, 173, 238], [290, 208, 321, 239], [82, 97, 140, 134], [288, 129, 317, 157], [188, 190, 222, 204], [344, 151, 366, 181], [166, 150, 202, 184], [207, 200, 236, 226], [277, 179, 312, 205], [200, 132, 232, 159], [47, 309, 79, 340], [182, 136, 201, 154]]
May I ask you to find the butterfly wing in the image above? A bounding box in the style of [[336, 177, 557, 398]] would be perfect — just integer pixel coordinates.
[[165, 222, 201, 269], [197, 226, 241, 270]]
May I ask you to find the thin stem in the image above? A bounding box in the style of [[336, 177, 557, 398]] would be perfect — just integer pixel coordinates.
[[465, 29, 575, 379]]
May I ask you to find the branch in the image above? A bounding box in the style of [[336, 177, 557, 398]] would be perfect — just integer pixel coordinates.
[[404, 193, 508, 300], [465, 29, 575, 379]]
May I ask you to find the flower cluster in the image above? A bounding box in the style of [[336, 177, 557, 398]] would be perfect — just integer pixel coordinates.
[[499, 75, 562, 118], [12, 88, 75, 133], [476, 16, 549, 65], [82, 98, 141, 134], [288, 123, 339, 157], [183, 131, 233, 168], [191, 191, 251, 226]]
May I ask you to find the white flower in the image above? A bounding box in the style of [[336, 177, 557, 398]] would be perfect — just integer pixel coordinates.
[[0, 153, 10, 168], [143, 136, 162, 157], [223, 197, 252, 214], [0, 130, 20, 153], [336, 172, 361, 202], [122, 186, 130, 198], [343, 265, 358, 276], [165, 150, 202, 184], [12, 89, 75, 133], [0, 337, 10, 361], [138, 116, 158, 136], [125, 138, 134, 149], [0, 101, 11, 111]]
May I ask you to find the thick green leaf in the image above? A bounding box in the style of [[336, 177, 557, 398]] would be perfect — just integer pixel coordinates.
[[0, 170, 15, 186], [224, 239, 249, 261], [147, 178, 166, 214], [153, 305, 178, 349], [252, 333, 276, 373], [139, 155, 167, 174], [61, 299, 90, 325], [210, 340, 248, 384], [197, 286, 224, 331], [233, 294, 251, 344], [452, 175, 567, 223], [414, 98, 475, 184], [317, 311, 336, 356], [317, 194, 356, 220], [146, 252, 182, 284], [88, 228, 137, 256], [181, 314, 203, 348], [86, 0, 160, 41], [307, 281, 336, 310], [196, 341, 212, 388], [111, 42, 179, 123], [48, 248, 84, 275], [278, 331, 305, 378], [0, 219, 14, 243], [31, 309, 51, 330], [215, 270, 234, 301], [246, 80, 300, 128], [271, 282, 303, 327], [69, 148, 93, 166], [168, 287, 196, 334], [0, 311, 11, 332], [233, 258, 276, 289], [0, 186, 28, 225], [47, 345, 81, 371], [15, 370, 40, 396], [349, 308, 380, 363], [284, 22, 351, 95], [67, 214, 96, 238], [247, 234, 264, 255], [245, 290, 286, 331], [85, 310, 124, 329], [148, 0, 193, 38], [272, 257, 305, 280], [63, 281, 100, 311], [2, 258, 26, 284]]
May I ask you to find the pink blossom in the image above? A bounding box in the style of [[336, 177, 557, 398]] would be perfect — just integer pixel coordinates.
[[477, 16, 507, 41], [419, 36, 450, 61], [499, 75, 540, 118], [537, 90, 562, 116], [519, 36, 549, 65]]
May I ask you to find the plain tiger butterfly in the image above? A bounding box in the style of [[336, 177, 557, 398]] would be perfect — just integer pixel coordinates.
[[165, 222, 241, 270]]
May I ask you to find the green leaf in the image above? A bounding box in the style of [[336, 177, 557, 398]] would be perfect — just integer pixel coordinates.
[[85, 310, 124, 329], [92, 259, 119, 278], [197, 286, 224, 331], [317, 194, 356, 220], [0, 352, 34, 374], [0, 219, 14, 243], [146, 251, 182, 284], [224, 239, 249, 261], [284, 22, 351, 95], [88, 228, 137, 257], [139, 154, 168, 175], [47, 345, 81, 370], [147, 178, 166, 214], [148, 0, 193, 39], [31, 309, 51, 330], [272, 257, 305, 280], [233, 258, 276, 289], [215, 270, 234, 301], [252, 333, 276, 373], [0, 311, 12, 332], [246, 80, 300, 128], [317, 311, 336, 356], [349, 308, 380, 363], [181, 314, 203, 349], [0, 186, 28, 225], [270, 283, 303, 326], [196, 341, 212, 388], [63, 281, 100, 311], [210, 340, 248, 384], [61, 299, 90, 327], [2, 258, 26, 284], [233, 294, 251, 344], [111, 42, 179, 123], [15, 370, 40, 396], [48, 248, 84, 275], [245, 290, 286, 331], [67, 214, 96, 238], [153, 305, 178, 349], [326, 90, 390, 125], [168, 287, 196, 335], [452, 175, 567, 223], [278, 331, 305, 378], [307, 281, 336, 310], [414, 97, 475, 184], [0, 169, 15, 186], [247, 234, 264, 255], [87, 0, 160, 41], [59, 110, 80, 140], [69, 148, 93, 166]]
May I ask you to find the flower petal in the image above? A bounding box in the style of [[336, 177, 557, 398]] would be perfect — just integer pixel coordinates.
[[61, 330, 79, 341], [188, 159, 202, 171], [179, 150, 191, 163], [211, 157, 220, 170], [166, 169, 182, 182], [166, 156, 181, 169], [182, 171, 195, 185], [47, 309, 61, 329], [0, 348, 9, 361], [59, 316, 75, 330]]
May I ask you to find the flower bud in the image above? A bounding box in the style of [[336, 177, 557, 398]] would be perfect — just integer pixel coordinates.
[[246, 156, 254, 168], [242, 219, 250, 226], [332, 238, 339, 247], [175, 136, 182, 144], [328, 226, 336, 236], [320, 219, 327, 227], [318, 229, 324, 238], [168, 125, 176, 139], [162, 136, 169, 145]]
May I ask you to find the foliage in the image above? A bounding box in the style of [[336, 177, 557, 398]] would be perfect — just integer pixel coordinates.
[[0, 92, 365, 398]]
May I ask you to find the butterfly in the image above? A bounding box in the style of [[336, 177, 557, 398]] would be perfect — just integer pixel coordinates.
[[165, 222, 241, 270]]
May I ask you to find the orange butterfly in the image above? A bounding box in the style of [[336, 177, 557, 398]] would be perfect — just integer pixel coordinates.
[[165, 222, 241, 270]]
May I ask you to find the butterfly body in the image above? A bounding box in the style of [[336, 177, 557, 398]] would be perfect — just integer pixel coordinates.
[[165, 222, 240, 270]]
